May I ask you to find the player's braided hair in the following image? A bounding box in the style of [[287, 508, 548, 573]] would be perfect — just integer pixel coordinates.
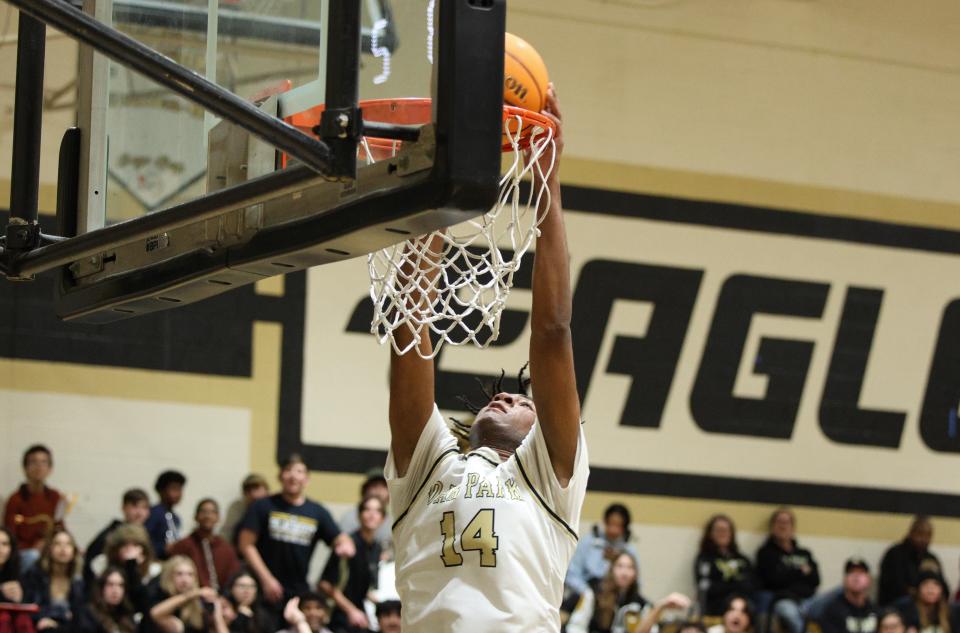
[[449, 363, 531, 444]]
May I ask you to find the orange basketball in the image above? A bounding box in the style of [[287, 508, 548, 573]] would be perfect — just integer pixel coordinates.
[[503, 33, 549, 112]]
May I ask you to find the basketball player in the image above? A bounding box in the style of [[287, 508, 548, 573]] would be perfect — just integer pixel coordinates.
[[385, 85, 588, 631]]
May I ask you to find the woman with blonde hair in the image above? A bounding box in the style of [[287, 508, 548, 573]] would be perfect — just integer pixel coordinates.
[[148, 556, 227, 633]]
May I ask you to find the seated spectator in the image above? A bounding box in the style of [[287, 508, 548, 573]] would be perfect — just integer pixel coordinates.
[[145, 472, 187, 561], [20, 529, 85, 631], [706, 595, 754, 633], [147, 556, 227, 633], [892, 571, 959, 633], [695, 515, 755, 616], [880, 516, 949, 607], [279, 596, 333, 633], [1, 528, 23, 603], [567, 550, 647, 633], [92, 524, 161, 613], [374, 601, 401, 633], [223, 572, 272, 633], [817, 558, 878, 633], [878, 609, 911, 633], [0, 526, 32, 633], [238, 454, 353, 610], [318, 495, 386, 632], [756, 508, 820, 633], [83, 489, 150, 587], [220, 477, 269, 548], [633, 593, 693, 633], [566, 504, 640, 602], [3, 446, 64, 570], [74, 567, 136, 633], [337, 470, 392, 549], [168, 500, 241, 590]]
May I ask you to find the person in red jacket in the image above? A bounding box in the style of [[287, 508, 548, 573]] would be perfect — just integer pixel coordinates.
[[3, 445, 65, 569]]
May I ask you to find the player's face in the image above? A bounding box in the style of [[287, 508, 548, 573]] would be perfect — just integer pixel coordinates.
[[722, 598, 750, 633], [123, 500, 150, 525], [471, 392, 537, 453], [102, 571, 126, 606], [280, 463, 309, 496]]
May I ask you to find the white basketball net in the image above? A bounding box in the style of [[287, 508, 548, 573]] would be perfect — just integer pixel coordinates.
[[368, 113, 557, 358]]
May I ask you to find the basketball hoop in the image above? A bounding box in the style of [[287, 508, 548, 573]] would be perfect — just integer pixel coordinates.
[[288, 98, 557, 359]]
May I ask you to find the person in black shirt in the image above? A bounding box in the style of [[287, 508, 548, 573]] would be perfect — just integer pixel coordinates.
[[756, 508, 820, 633], [818, 558, 878, 633], [20, 529, 86, 632], [0, 528, 22, 603], [75, 567, 137, 633], [82, 489, 150, 587], [879, 516, 949, 607], [892, 571, 960, 633], [238, 454, 354, 610], [695, 515, 755, 616], [319, 495, 386, 633]]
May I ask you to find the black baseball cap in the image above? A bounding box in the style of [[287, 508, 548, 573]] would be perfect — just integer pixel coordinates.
[[844, 557, 870, 574]]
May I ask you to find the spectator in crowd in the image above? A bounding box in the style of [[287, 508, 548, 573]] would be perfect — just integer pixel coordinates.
[[238, 454, 354, 611], [817, 558, 878, 633], [279, 596, 333, 633], [147, 556, 228, 633], [220, 476, 269, 548], [318, 495, 386, 632], [566, 504, 640, 601], [0, 527, 23, 603], [93, 523, 161, 613], [706, 594, 755, 633], [20, 528, 85, 631], [633, 593, 693, 633], [168, 499, 241, 591], [83, 489, 150, 586], [565, 550, 648, 633], [878, 609, 910, 633], [879, 516, 949, 607], [3, 446, 65, 569], [145, 472, 187, 561], [892, 571, 959, 633], [756, 508, 820, 633], [337, 470, 392, 549], [695, 515, 755, 616], [223, 572, 273, 633], [374, 601, 401, 633], [74, 567, 137, 633]]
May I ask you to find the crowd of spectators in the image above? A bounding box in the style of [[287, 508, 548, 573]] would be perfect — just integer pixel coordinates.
[[1, 443, 957, 633]]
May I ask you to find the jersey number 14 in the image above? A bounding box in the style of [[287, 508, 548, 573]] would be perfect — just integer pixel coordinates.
[[440, 509, 498, 567]]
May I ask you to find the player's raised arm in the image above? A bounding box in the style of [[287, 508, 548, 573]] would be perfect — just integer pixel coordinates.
[[388, 235, 444, 477], [528, 85, 581, 485]]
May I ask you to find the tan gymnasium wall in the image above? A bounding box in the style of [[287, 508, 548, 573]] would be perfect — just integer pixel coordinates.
[[2, 0, 960, 602]]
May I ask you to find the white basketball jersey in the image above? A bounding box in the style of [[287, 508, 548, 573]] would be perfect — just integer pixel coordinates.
[[385, 404, 589, 632]]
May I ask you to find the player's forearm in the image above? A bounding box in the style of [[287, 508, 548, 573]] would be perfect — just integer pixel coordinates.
[[530, 181, 572, 336]]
